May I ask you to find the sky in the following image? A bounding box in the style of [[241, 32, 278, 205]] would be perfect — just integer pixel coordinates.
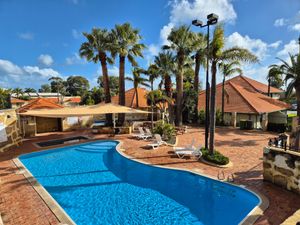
[[0, 0, 300, 91]]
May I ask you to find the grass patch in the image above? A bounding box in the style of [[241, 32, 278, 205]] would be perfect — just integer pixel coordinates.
[[201, 148, 229, 165]]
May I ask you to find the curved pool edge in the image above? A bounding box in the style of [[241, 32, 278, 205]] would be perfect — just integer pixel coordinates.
[[12, 139, 269, 225], [12, 157, 76, 225], [115, 141, 270, 225]]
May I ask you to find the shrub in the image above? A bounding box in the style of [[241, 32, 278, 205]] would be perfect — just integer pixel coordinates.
[[198, 110, 205, 125], [201, 148, 229, 165], [153, 120, 175, 140]]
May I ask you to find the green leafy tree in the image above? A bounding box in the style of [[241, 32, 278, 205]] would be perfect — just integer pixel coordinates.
[[208, 25, 258, 153], [39, 84, 51, 93], [97, 75, 119, 96], [66, 75, 90, 96], [164, 25, 195, 126], [218, 61, 242, 124], [125, 67, 150, 108], [110, 22, 145, 125], [0, 88, 11, 109], [80, 28, 113, 125], [24, 88, 36, 93], [49, 76, 67, 104]]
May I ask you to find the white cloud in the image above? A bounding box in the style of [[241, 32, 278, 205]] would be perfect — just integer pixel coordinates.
[[18, 32, 34, 40], [169, 0, 237, 25], [160, 23, 175, 45], [268, 40, 282, 49], [242, 65, 269, 84], [277, 40, 298, 57], [274, 18, 288, 27], [0, 58, 61, 88], [290, 23, 300, 31], [226, 32, 269, 60], [72, 29, 81, 39], [38, 54, 54, 66], [65, 53, 86, 65]]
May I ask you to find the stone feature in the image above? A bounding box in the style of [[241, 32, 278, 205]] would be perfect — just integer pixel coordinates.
[[263, 147, 300, 195]]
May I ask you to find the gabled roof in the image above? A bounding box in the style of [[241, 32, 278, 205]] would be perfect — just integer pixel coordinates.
[[198, 79, 290, 114], [18, 98, 63, 113], [229, 75, 283, 94], [111, 87, 149, 108]]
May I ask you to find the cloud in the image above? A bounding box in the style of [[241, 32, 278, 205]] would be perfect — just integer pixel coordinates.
[[277, 40, 298, 57], [18, 32, 34, 40], [72, 29, 81, 39], [0, 58, 61, 88], [38, 54, 54, 66], [160, 23, 175, 45], [226, 32, 269, 60], [65, 53, 86, 65], [242, 65, 269, 84], [290, 23, 300, 31], [274, 18, 288, 27], [268, 40, 282, 49]]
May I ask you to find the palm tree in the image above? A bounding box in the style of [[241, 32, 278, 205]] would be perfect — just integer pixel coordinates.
[[218, 61, 242, 124], [12, 88, 23, 98], [24, 88, 36, 93], [208, 25, 258, 154], [126, 67, 150, 108], [277, 54, 300, 122], [110, 23, 145, 125], [267, 65, 284, 96], [0, 88, 11, 109], [154, 51, 175, 98], [79, 28, 113, 125], [192, 32, 207, 122], [164, 25, 195, 126]]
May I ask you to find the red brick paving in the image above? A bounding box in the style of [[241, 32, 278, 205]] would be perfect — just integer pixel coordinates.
[[0, 127, 299, 225]]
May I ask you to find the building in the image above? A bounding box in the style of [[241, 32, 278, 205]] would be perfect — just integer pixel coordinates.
[[198, 75, 290, 130], [10, 98, 27, 109]]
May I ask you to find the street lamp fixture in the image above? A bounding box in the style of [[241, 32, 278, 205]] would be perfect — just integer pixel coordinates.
[[192, 13, 218, 150]]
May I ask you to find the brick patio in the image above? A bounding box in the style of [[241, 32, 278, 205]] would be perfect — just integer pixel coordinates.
[[0, 127, 299, 225]]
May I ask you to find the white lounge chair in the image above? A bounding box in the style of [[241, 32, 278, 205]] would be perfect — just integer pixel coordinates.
[[132, 127, 152, 140], [145, 128, 153, 138], [173, 138, 195, 151], [147, 134, 167, 149], [174, 145, 202, 159]]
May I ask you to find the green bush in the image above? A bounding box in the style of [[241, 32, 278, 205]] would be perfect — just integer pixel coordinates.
[[201, 148, 229, 165], [198, 110, 205, 124], [153, 120, 175, 140]]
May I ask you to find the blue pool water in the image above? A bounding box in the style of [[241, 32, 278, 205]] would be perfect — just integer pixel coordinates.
[[19, 140, 260, 225]]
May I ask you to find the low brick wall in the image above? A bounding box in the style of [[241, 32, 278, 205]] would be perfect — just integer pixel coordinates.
[[263, 146, 300, 194]]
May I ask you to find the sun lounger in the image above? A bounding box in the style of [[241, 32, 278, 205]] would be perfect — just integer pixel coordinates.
[[132, 127, 152, 140], [147, 134, 167, 149], [173, 138, 195, 151], [174, 145, 202, 159]]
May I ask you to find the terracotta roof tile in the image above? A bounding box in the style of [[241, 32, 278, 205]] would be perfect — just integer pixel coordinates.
[[111, 88, 149, 108], [18, 98, 63, 113], [10, 98, 27, 104], [198, 76, 290, 114]]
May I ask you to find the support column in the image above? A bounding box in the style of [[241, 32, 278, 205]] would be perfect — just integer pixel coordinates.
[[231, 112, 237, 128], [262, 113, 268, 131]]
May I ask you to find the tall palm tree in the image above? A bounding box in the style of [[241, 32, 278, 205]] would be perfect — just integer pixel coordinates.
[[218, 61, 242, 124], [267, 65, 284, 96], [12, 88, 23, 98], [125, 67, 150, 108], [164, 25, 195, 126], [277, 54, 300, 122], [79, 28, 113, 125], [110, 23, 145, 125], [192, 32, 207, 122], [209, 25, 258, 154]]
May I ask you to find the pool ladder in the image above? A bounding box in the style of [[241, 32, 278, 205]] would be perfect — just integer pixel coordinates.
[[217, 170, 235, 183]]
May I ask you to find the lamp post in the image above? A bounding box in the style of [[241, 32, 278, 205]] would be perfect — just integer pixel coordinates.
[[192, 13, 218, 150]]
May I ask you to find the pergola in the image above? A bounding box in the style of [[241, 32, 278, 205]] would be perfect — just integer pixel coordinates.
[[18, 103, 151, 128]]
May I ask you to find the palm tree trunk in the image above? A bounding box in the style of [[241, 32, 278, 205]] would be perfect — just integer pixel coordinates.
[[209, 60, 217, 154], [296, 85, 300, 125], [221, 74, 225, 125], [267, 78, 271, 97], [118, 55, 126, 125], [165, 74, 174, 124], [193, 53, 200, 123], [100, 53, 113, 126], [176, 53, 184, 126], [135, 86, 139, 108], [151, 81, 154, 131]]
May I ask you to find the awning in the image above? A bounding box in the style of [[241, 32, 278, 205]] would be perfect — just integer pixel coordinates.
[[18, 103, 151, 118]]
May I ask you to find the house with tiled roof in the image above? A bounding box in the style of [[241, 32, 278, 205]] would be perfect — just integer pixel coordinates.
[[10, 98, 28, 109], [198, 75, 290, 130]]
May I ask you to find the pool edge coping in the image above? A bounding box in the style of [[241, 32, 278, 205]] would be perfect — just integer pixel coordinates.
[[12, 157, 76, 225], [116, 141, 270, 225]]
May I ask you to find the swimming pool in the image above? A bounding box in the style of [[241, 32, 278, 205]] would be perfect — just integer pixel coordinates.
[[19, 140, 260, 225]]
